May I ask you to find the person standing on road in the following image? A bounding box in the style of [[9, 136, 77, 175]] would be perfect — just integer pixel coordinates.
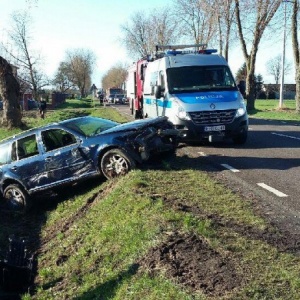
[[39, 97, 47, 119]]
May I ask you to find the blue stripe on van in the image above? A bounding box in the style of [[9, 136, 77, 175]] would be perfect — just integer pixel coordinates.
[[144, 98, 172, 108], [144, 91, 238, 107]]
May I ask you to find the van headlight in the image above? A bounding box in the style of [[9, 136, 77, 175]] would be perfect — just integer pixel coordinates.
[[177, 106, 191, 120], [172, 97, 191, 121], [235, 102, 247, 117]]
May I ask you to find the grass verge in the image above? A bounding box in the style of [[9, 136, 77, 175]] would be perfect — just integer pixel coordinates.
[[248, 99, 300, 122], [23, 170, 300, 300], [0, 98, 299, 299]]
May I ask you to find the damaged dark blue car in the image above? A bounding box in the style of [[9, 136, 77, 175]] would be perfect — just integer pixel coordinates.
[[0, 116, 178, 211]]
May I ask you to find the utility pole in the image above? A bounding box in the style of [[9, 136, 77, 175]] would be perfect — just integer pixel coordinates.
[[279, 0, 287, 108]]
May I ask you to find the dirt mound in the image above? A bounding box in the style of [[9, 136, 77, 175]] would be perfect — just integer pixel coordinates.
[[139, 231, 241, 297]]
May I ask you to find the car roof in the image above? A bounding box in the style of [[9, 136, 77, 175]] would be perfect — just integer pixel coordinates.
[[0, 116, 111, 145], [0, 123, 58, 145]]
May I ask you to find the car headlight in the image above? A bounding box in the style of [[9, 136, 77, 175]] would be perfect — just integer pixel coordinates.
[[171, 97, 191, 121]]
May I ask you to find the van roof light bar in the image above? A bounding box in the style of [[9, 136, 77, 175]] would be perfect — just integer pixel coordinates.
[[155, 44, 207, 52]]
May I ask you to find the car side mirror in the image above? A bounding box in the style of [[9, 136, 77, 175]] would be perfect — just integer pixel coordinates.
[[154, 85, 163, 99]]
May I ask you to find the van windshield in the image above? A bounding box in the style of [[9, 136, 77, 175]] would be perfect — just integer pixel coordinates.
[[167, 65, 237, 93]]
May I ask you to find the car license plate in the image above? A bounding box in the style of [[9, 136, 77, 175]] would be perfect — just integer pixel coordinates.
[[204, 125, 225, 132]]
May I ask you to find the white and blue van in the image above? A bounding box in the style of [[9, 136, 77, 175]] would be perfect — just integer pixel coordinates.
[[142, 45, 248, 144]]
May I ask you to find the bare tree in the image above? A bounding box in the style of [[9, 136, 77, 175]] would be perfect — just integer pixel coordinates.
[[266, 54, 292, 85], [121, 7, 179, 58], [2, 11, 49, 100], [213, 0, 236, 60], [292, 0, 300, 113], [235, 0, 282, 110], [0, 57, 22, 127], [53, 62, 76, 93], [173, 0, 218, 46], [102, 63, 128, 91], [63, 48, 96, 98]]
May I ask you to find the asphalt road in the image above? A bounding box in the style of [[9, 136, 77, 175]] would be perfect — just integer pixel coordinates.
[[112, 104, 300, 233]]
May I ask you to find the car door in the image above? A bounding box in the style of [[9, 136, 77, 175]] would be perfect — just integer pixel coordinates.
[[40, 128, 96, 187]]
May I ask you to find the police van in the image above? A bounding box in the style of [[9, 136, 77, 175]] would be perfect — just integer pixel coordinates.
[[141, 44, 248, 144]]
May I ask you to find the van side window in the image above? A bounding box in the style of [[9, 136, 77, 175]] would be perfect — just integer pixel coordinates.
[[150, 71, 158, 95], [12, 134, 38, 161], [159, 71, 165, 91]]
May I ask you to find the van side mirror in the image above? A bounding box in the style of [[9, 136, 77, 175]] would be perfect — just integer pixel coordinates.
[[154, 85, 162, 99]]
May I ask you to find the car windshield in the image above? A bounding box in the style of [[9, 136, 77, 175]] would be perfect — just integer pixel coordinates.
[[167, 65, 237, 93], [63, 117, 119, 137]]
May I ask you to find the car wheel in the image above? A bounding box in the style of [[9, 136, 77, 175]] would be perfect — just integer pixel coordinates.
[[3, 184, 30, 212], [232, 131, 247, 145], [101, 149, 136, 179]]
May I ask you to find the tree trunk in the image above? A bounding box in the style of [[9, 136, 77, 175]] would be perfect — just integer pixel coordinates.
[[235, 0, 281, 111], [80, 86, 85, 98], [291, 0, 300, 114], [296, 65, 300, 113], [246, 72, 256, 111], [0, 56, 22, 128]]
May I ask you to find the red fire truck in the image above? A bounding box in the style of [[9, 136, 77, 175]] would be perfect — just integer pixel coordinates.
[[126, 58, 148, 119]]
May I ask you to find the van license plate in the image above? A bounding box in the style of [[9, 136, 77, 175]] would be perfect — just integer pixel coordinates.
[[204, 125, 225, 132]]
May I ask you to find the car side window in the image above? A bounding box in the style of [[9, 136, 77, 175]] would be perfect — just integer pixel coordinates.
[[42, 129, 76, 152], [12, 134, 38, 161], [0, 143, 10, 165]]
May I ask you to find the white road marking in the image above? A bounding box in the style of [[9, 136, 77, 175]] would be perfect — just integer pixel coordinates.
[[257, 183, 288, 197], [271, 132, 300, 141], [221, 164, 240, 173]]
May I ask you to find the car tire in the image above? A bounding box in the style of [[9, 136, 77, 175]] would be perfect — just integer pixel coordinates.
[[3, 184, 31, 212], [100, 149, 136, 179], [232, 131, 247, 145]]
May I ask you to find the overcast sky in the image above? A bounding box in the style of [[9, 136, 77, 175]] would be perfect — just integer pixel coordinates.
[[0, 0, 295, 87]]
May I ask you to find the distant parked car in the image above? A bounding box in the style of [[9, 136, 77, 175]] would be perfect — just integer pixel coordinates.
[[20, 99, 38, 110], [28, 99, 38, 110], [0, 100, 38, 110], [107, 95, 114, 103], [0, 116, 178, 211], [114, 94, 126, 104]]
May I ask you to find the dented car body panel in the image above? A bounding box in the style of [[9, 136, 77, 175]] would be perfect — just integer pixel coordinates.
[[0, 116, 177, 198]]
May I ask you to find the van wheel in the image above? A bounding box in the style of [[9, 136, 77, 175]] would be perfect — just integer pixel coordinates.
[[101, 149, 136, 179], [3, 184, 30, 212], [232, 131, 247, 145]]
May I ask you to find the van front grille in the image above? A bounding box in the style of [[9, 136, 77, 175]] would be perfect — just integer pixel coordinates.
[[189, 109, 236, 125]]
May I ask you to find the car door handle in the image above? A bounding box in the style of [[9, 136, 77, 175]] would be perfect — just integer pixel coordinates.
[[11, 166, 18, 171], [45, 157, 52, 162]]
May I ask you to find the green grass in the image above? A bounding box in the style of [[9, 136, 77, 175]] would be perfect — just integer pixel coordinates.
[[0, 98, 129, 141], [25, 171, 300, 299], [248, 99, 300, 122], [1, 97, 300, 299]]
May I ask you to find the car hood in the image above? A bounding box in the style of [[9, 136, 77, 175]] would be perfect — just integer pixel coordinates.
[[102, 116, 169, 134]]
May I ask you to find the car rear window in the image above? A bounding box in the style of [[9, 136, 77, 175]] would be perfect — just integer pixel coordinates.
[[11, 134, 38, 161]]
